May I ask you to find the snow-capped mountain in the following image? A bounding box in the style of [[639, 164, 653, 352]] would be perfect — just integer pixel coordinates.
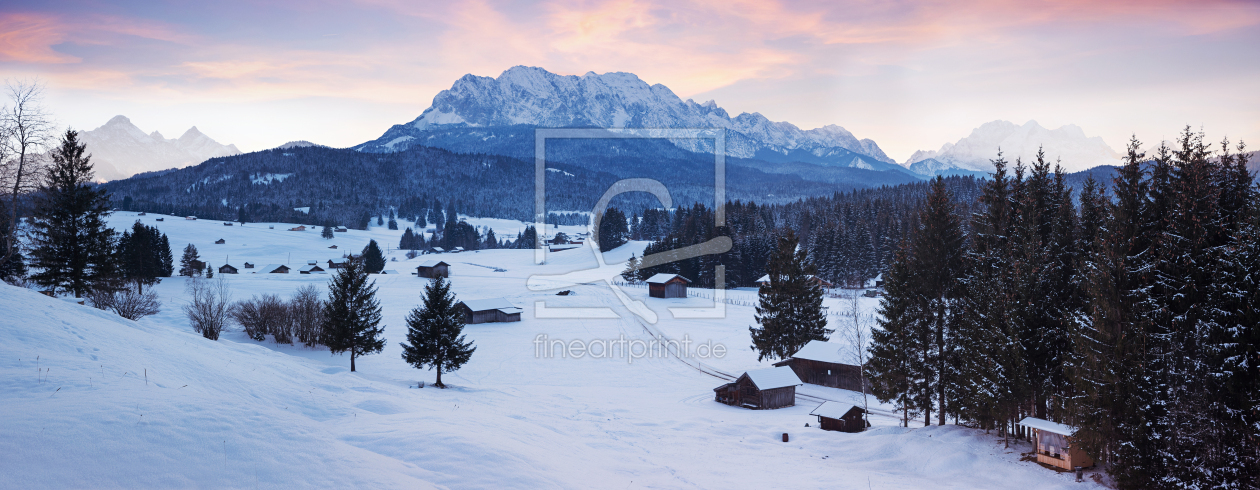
[[357, 66, 895, 167], [274, 140, 326, 150], [906, 120, 1121, 174], [78, 116, 240, 181]]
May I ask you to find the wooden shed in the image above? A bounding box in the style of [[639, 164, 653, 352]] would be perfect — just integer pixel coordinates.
[[327, 258, 347, 269], [416, 260, 450, 279], [298, 264, 325, 274], [713, 366, 802, 410], [646, 273, 690, 298], [243, 262, 254, 269], [773, 340, 870, 393], [288, 225, 306, 231], [1020, 417, 1094, 471], [457, 298, 522, 324], [214, 238, 226, 244], [218, 264, 239, 274], [810, 401, 869, 433], [257, 264, 290, 274]]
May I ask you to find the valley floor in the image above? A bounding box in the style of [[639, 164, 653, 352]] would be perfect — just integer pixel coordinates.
[[0, 212, 1103, 489]]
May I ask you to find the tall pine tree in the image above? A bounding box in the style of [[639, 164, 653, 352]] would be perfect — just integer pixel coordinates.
[[399, 277, 476, 388], [749, 229, 831, 362], [321, 257, 385, 372]]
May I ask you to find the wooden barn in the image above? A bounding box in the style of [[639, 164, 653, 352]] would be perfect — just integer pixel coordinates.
[[431, 247, 446, 253], [327, 258, 347, 269], [416, 260, 450, 279], [288, 225, 306, 231], [1020, 417, 1094, 471], [334, 226, 348, 232], [298, 264, 325, 274], [810, 401, 870, 433], [218, 264, 239, 274], [243, 262, 254, 269], [646, 273, 690, 298], [257, 264, 290, 274], [754, 274, 835, 289], [713, 366, 802, 410], [773, 340, 869, 392], [457, 298, 522, 324], [214, 238, 225, 244]]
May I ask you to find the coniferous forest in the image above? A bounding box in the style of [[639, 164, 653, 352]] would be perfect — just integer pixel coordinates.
[[865, 129, 1258, 489]]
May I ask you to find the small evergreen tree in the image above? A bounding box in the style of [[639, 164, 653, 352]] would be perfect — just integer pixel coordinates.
[[321, 258, 385, 372], [158, 234, 174, 277], [399, 277, 476, 388], [362, 239, 386, 273], [749, 229, 831, 361], [179, 244, 201, 277], [321, 223, 334, 239], [205, 264, 213, 278], [598, 207, 630, 252]]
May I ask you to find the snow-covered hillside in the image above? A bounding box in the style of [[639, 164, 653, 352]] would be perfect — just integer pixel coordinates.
[[78, 116, 241, 181], [358, 66, 895, 164], [1, 211, 1103, 489], [906, 120, 1121, 173]]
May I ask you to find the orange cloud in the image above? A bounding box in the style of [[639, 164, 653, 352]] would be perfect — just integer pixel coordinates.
[[0, 13, 78, 63]]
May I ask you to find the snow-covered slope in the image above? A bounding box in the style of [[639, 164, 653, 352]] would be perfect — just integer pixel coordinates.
[[0, 211, 1106, 489], [906, 120, 1121, 173], [78, 116, 241, 181], [358, 66, 895, 165]]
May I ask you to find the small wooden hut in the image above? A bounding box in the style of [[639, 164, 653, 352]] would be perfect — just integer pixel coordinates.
[[1020, 417, 1094, 471], [810, 401, 870, 432], [713, 366, 802, 410], [646, 273, 690, 298], [457, 298, 522, 324], [773, 340, 869, 392], [327, 258, 347, 269], [243, 262, 254, 269], [334, 226, 348, 232], [431, 247, 446, 253], [257, 264, 290, 274], [416, 260, 450, 279], [218, 264, 239, 274], [298, 264, 325, 274], [214, 238, 226, 244], [288, 225, 306, 231]]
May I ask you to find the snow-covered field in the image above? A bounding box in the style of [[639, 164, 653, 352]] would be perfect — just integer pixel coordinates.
[[0, 212, 1102, 489]]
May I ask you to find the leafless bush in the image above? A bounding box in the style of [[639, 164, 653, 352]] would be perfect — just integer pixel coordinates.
[[289, 284, 325, 347], [232, 293, 291, 343], [184, 277, 231, 340], [88, 284, 161, 320]]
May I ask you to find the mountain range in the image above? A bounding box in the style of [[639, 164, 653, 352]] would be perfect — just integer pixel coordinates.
[[905, 120, 1121, 175], [78, 116, 241, 181]]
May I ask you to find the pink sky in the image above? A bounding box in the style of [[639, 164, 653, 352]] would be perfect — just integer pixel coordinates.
[[2, 0, 1258, 161]]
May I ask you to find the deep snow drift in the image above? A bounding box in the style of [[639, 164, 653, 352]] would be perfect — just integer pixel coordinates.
[[0, 212, 1102, 488]]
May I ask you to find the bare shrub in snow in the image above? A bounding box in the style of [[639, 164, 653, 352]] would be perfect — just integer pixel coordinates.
[[289, 284, 325, 347], [184, 277, 231, 340], [232, 294, 290, 343], [88, 284, 161, 320]]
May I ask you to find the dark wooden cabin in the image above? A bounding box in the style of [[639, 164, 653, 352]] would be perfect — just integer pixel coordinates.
[[298, 264, 325, 274], [416, 260, 450, 279], [713, 366, 802, 410], [773, 340, 870, 392], [646, 273, 690, 298], [810, 401, 870, 433], [215, 238, 226, 244], [457, 298, 522, 324], [218, 264, 239, 274], [257, 264, 290, 274]]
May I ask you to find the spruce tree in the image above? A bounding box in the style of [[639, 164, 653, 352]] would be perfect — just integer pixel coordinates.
[[400, 228, 416, 250], [362, 239, 385, 273], [909, 176, 964, 425], [321, 223, 334, 239], [749, 229, 831, 362], [399, 277, 475, 388], [158, 234, 174, 277], [28, 129, 118, 297], [320, 257, 385, 372], [179, 244, 201, 277], [868, 246, 925, 427], [118, 221, 164, 293]]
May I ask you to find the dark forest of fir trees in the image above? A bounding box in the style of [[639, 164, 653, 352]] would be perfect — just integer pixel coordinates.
[[863, 129, 1257, 490]]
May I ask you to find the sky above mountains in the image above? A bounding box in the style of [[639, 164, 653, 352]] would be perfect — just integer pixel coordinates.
[[3, 0, 1258, 161]]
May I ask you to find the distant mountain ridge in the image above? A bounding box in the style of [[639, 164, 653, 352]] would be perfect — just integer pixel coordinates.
[[79, 115, 240, 181], [906, 120, 1121, 174], [356, 66, 898, 171]]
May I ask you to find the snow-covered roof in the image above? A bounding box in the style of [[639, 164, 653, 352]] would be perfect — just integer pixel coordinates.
[[1019, 417, 1077, 436], [790, 340, 847, 364], [257, 264, 288, 273], [646, 273, 690, 284], [379, 270, 400, 274], [810, 401, 862, 420], [298, 265, 323, 272], [461, 298, 519, 313], [417, 260, 449, 267], [742, 366, 802, 390], [432, 247, 446, 252]]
